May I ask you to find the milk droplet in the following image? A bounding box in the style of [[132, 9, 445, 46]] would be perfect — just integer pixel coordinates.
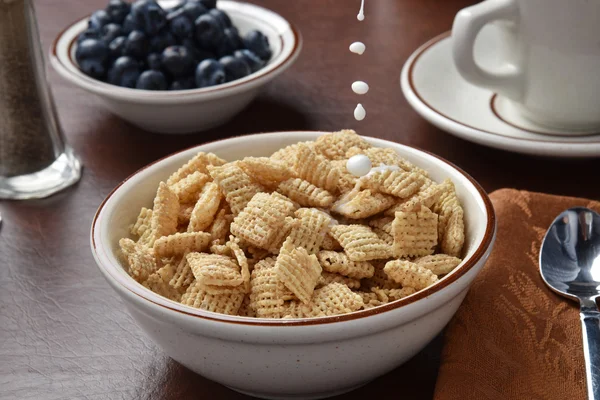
[[346, 154, 372, 177], [352, 81, 369, 95], [354, 104, 366, 121], [349, 42, 366, 55], [357, 0, 365, 20]]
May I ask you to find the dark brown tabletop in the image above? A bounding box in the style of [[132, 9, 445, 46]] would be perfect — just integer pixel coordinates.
[[2, 0, 599, 399]]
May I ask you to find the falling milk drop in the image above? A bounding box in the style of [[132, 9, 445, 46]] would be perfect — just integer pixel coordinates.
[[354, 104, 366, 121], [352, 81, 369, 95], [357, 0, 365, 21], [349, 42, 366, 55]]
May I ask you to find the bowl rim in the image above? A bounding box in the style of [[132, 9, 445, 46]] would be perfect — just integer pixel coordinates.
[[91, 131, 496, 326], [50, 0, 302, 102]]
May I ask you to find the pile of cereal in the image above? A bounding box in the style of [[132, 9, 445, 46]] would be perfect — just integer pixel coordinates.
[[119, 130, 465, 318]]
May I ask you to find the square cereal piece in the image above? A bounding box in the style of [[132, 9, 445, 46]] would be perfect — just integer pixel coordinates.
[[287, 282, 364, 318], [317, 271, 361, 289], [187, 253, 243, 287], [230, 192, 296, 250], [166, 152, 226, 186], [208, 207, 234, 244], [392, 205, 438, 258], [346, 147, 415, 172], [169, 254, 194, 291], [188, 182, 222, 232], [317, 251, 374, 279], [313, 129, 371, 160], [153, 231, 211, 257], [119, 238, 159, 283], [267, 216, 296, 254], [149, 182, 180, 246], [331, 188, 396, 219], [293, 143, 340, 193], [361, 169, 425, 198], [277, 178, 335, 208], [269, 141, 313, 167], [143, 263, 182, 301], [130, 207, 152, 239], [249, 258, 286, 318], [285, 208, 331, 254], [227, 236, 251, 293], [181, 281, 244, 315], [208, 162, 265, 215], [384, 260, 438, 290], [395, 179, 451, 213], [368, 216, 394, 235], [329, 224, 393, 262], [239, 157, 294, 187], [415, 254, 462, 276], [441, 209, 465, 257], [275, 243, 322, 304], [170, 171, 210, 203], [321, 232, 343, 251], [178, 202, 195, 226]]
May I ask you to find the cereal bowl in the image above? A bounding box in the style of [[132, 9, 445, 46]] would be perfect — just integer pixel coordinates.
[[91, 131, 495, 399], [50, 1, 301, 134]]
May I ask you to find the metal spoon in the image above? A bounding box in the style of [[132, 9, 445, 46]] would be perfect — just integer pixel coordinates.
[[540, 207, 600, 399]]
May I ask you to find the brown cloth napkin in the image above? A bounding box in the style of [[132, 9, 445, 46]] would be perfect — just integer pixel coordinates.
[[434, 189, 600, 400]]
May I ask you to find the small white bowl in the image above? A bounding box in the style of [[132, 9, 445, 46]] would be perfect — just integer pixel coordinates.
[[91, 131, 496, 399], [50, 1, 301, 134]]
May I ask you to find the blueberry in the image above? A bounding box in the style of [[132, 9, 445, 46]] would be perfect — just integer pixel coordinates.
[[108, 36, 127, 59], [122, 14, 142, 35], [181, 38, 215, 62], [167, 9, 194, 39], [181, 1, 207, 21], [214, 27, 242, 57], [88, 9, 112, 30], [208, 9, 232, 29], [136, 70, 168, 90], [162, 45, 195, 77], [149, 29, 176, 53], [108, 56, 141, 87], [105, 0, 131, 24], [169, 76, 196, 90], [75, 38, 109, 75], [77, 28, 101, 43], [196, 0, 217, 10], [102, 23, 123, 44], [194, 14, 223, 49], [234, 49, 264, 73], [123, 30, 148, 59], [243, 30, 271, 61], [79, 59, 108, 80], [131, 0, 167, 36], [146, 52, 162, 70], [219, 55, 250, 82], [195, 58, 225, 87]]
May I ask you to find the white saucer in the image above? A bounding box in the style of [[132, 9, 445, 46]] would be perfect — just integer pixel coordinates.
[[400, 30, 600, 158]]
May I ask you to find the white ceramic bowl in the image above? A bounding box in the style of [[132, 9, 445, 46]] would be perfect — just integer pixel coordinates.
[[50, 1, 301, 134], [91, 131, 496, 399]]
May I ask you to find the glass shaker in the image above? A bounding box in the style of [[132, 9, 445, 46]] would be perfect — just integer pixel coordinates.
[[0, 0, 81, 199]]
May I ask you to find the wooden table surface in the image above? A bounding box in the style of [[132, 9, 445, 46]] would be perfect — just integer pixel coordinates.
[[2, 0, 599, 399]]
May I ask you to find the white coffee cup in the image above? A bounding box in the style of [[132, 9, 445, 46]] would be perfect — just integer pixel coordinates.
[[452, 0, 600, 134]]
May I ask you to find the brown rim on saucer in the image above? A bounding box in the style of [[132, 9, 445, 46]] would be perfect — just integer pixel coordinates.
[[91, 132, 496, 327], [407, 31, 600, 144], [50, 4, 302, 97]]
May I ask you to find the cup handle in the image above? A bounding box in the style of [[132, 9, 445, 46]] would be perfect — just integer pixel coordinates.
[[452, 0, 523, 101]]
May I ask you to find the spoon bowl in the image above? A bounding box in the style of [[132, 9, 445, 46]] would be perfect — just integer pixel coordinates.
[[540, 207, 600, 399]]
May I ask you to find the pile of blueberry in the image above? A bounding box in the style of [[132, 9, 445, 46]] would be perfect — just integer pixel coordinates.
[[75, 0, 272, 90]]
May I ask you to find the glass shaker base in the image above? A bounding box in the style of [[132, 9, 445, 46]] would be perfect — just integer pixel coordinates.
[[0, 147, 82, 200]]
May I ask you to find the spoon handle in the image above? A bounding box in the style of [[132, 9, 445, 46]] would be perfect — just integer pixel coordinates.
[[581, 299, 600, 400]]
